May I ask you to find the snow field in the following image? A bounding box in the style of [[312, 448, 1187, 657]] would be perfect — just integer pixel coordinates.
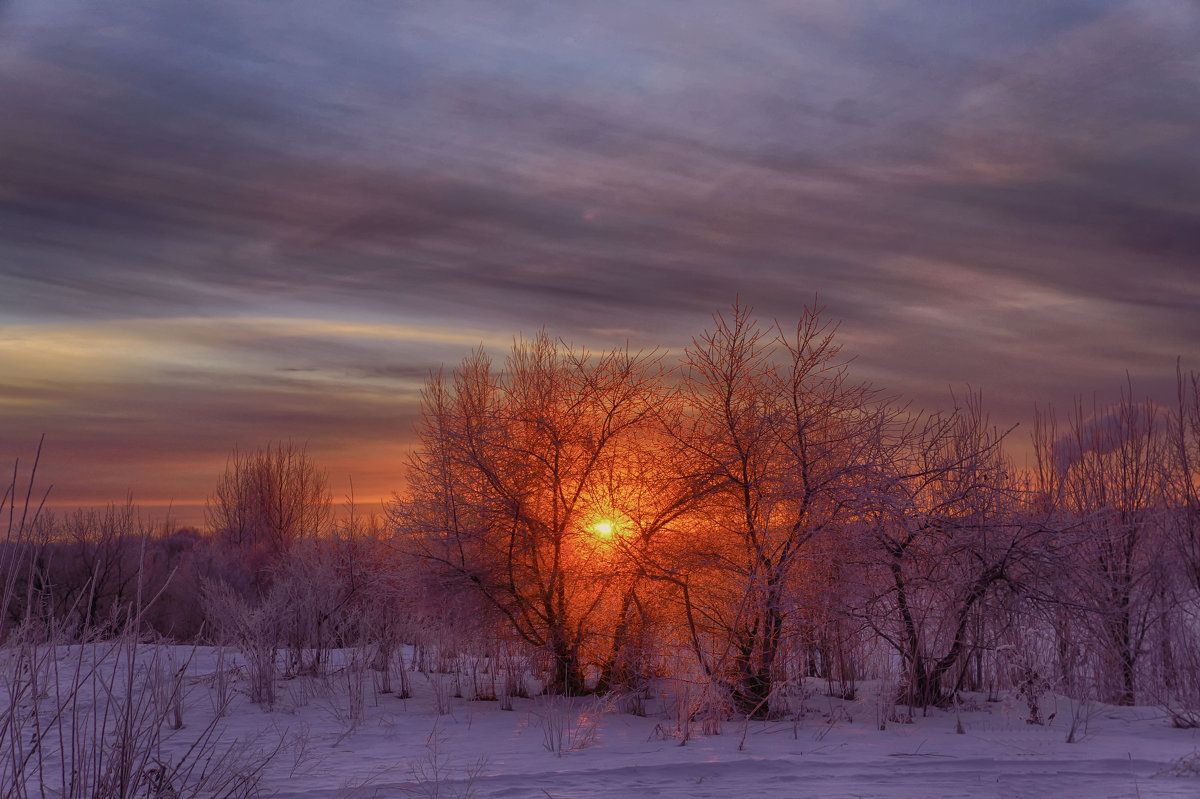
[[8, 643, 1199, 798]]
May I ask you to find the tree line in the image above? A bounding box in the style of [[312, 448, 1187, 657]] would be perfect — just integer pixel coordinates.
[[4, 303, 1199, 722]]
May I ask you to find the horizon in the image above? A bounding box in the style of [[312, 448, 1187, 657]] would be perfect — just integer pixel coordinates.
[[20, 348, 1190, 535]]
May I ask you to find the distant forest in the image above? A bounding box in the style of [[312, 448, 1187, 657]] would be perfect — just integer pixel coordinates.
[[5, 303, 1200, 723]]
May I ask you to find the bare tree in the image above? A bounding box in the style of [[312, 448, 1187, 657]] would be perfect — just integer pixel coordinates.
[[1035, 385, 1168, 705], [1154, 364, 1200, 722], [58, 501, 144, 635], [592, 424, 698, 692], [864, 393, 1035, 707], [393, 332, 664, 694], [1168, 364, 1200, 592], [667, 302, 897, 717], [205, 441, 332, 589]]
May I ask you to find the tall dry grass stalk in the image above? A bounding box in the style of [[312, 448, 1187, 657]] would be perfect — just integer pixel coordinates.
[[0, 442, 278, 798]]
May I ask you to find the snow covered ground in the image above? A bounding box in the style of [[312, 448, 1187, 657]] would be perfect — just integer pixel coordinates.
[[261, 690, 1200, 798], [10, 645, 1200, 798]]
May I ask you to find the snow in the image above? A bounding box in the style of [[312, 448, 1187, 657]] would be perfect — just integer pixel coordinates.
[[179, 653, 1200, 797], [11, 645, 1200, 798]]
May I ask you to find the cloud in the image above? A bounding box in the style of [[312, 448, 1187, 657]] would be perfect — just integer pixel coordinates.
[[1051, 400, 1161, 474], [0, 0, 1197, 512], [0, 316, 487, 509]]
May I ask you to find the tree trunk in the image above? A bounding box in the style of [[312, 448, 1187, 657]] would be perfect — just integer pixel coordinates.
[[547, 627, 587, 695], [733, 587, 784, 719], [597, 589, 640, 692]]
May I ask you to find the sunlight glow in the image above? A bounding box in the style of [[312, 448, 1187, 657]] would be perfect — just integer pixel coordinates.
[[592, 521, 614, 537]]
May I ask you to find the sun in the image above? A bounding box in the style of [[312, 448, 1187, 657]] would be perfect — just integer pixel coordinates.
[[592, 520, 614, 537]]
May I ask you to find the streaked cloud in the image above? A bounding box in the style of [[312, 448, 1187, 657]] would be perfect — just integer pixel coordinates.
[[1, 0, 1197, 518]]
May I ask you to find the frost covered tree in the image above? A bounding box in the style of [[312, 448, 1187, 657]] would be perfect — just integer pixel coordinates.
[[668, 302, 898, 717], [1168, 366, 1200, 593], [393, 332, 663, 694], [205, 442, 332, 587], [864, 393, 1036, 707], [1034, 386, 1168, 705], [1154, 365, 1200, 722]]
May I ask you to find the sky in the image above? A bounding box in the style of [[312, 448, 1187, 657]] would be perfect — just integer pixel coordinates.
[[1, 0, 1198, 525]]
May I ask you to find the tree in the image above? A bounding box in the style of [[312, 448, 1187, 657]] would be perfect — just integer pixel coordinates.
[[668, 302, 897, 717], [864, 393, 1032, 707], [393, 332, 663, 694], [1156, 364, 1200, 722], [205, 441, 332, 589], [1167, 364, 1200, 593], [1034, 385, 1168, 705], [591, 423, 698, 692]]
